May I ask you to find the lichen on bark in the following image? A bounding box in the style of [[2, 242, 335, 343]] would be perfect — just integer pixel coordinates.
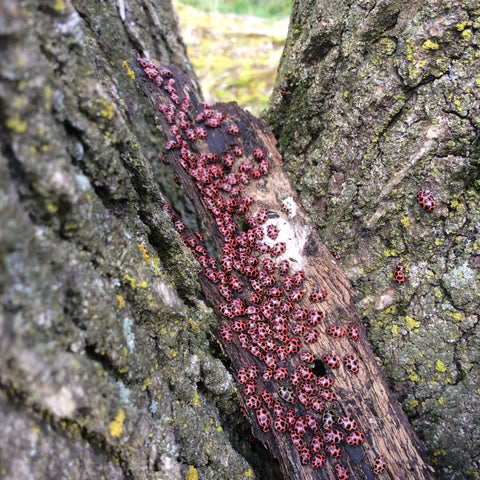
[[264, 0, 480, 478]]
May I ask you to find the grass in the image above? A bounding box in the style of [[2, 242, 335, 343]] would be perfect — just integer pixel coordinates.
[[176, 0, 291, 20]]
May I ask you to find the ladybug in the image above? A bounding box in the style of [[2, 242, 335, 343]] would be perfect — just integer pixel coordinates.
[[286, 408, 296, 427], [278, 386, 297, 404], [144, 67, 158, 78], [300, 352, 315, 363], [223, 153, 235, 168], [232, 145, 244, 157], [266, 224, 279, 240], [297, 364, 315, 381], [310, 435, 323, 453], [219, 325, 233, 343], [238, 334, 249, 348], [290, 431, 304, 451], [255, 241, 270, 254], [256, 408, 270, 432], [271, 242, 286, 257], [278, 259, 290, 276], [394, 263, 405, 285], [256, 208, 269, 224], [343, 354, 359, 374], [245, 395, 262, 410], [258, 159, 269, 175], [312, 454, 326, 469], [264, 353, 279, 370], [326, 325, 346, 338], [294, 416, 308, 436], [312, 399, 325, 413], [261, 274, 276, 287], [274, 415, 288, 432], [373, 455, 387, 474], [323, 410, 335, 430], [229, 277, 243, 293], [283, 276, 294, 291], [261, 390, 274, 409], [316, 376, 333, 389], [273, 401, 284, 417], [244, 382, 256, 396], [280, 85, 288, 97], [346, 430, 365, 446], [263, 368, 273, 381], [323, 354, 340, 369], [338, 416, 357, 431], [262, 258, 274, 274], [205, 117, 222, 128], [274, 367, 289, 381], [324, 429, 344, 444], [334, 463, 350, 480], [237, 368, 248, 384], [347, 324, 360, 341], [232, 320, 246, 333], [293, 271, 305, 285], [160, 68, 173, 78], [266, 287, 283, 297], [291, 323, 306, 335], [253, 148, 265, 160], [306, 311, 322, 327], [290, 371, 301, 386], [325, 444, 343, 458], [226, 124, 240, 135], [292, 308, 309, 321], [301, 383, 317, 396], [306, 414, 319, 432], [239, 161, 253, 173], [299, 447, 311, 465], [195, 127, 207, 139], [289, 290, 305, 303], [416, 190, 435, 212], [319, 389, 337, 402], [250, 278, 263, 293], [174, 220, 185, 232], [249, 345, 264, 360], [310, 289, 328, 302], [286, 338, 301, 355], [250, 168, 261, 179], [304, 329, 319, 344], [297, 391, 310, 409], [185, 128, 197, 142]]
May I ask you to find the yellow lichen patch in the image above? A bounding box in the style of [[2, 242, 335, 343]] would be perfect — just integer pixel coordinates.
[[436, 360, 447, 373], [109, 409, 125, 437], [54, 0, 65, 11], [138, 244, 152, 266], [116, 294, 125, 309], [95, 99, 114, 120], [142, 377, 152, 391], [405, 316, 420, 331], [400, 216, 411, 228], [122, 60, 136, 81], [391, 324, 398, 337], [422, 40, 439, 52], [244, 469, 254, 478], [437, 396, 444, 406], [185, 466, 198, 480], [191, 392, 201, 407], [123, 274, 147, 289], [6, 115, 28, 133]]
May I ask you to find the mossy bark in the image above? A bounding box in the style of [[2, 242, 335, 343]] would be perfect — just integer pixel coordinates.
[[0, 1, 268, 479], [264, 1, 480, 479]]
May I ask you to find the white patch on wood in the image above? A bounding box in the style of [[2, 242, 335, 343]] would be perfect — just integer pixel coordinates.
[[281, 197, 297, 217]]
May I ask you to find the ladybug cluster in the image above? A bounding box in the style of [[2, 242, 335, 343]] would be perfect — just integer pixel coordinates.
[[138, 58, 386, 477]]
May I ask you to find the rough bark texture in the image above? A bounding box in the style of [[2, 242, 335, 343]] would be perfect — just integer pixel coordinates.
[[264, 1, 480, 479]]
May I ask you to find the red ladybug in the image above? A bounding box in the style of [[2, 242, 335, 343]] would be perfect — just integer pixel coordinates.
[[289, 290, 305, 303], [266, 224, 279, 240], [338, 416, 358, 431], [283, 276, 294, 291], [219, 325, 233, 343], [343, 354, 359, 374], [394, 263, 405, 285], [280, 85, 288, 97], [232, 320, 246, 333], [294, 416, 308, 436], [278, 259, 290, 276], [319, 389, 337, 402], [256, 408, 270, 432], [306, 414, 319, 432], [325, 444, 343, 458], [323, 410, 335, 430], [258, 159, 269, 175], [229, 277, 243, 293], [160, 68, 173, 78], [324, 429, 344, 444], [300, 352, 315, 363], [297, 364, 315, 381], [299, 447, 311, 465], [286, 338, 301, 355], [271, 242, 286, 257], [264, 353, 279, 370], [304, 329, 319, 344], [290, 431, 304, 450], [323, 354, 340, 369], [346, 430, 365, 446], [244, 382, 256, 396], [296, 391, 310, 409], [226, 124, 240, 135], [310, 435, 323, 453], [326, 325, 346, 338], [195, 127, 207, 139], [312, 399, 325, 413], [416, 190, 435, 212], [293, 271, 305, 285], [253, 148, 265, 160], [223, 153, 235, 168], [255, 241, 270, 254], [273, 401, 284, 417], [237, 368, 248, 384], [308, 310, 324, 326], [290, 371, 301, 386], [245, 395, 261, 409], [312, 453, 326, 469], [239, 161, 253, 173], [205, 117, 222, 128], [232, 145, 244, 157], [250, 168, 261, 179], [274, 367, 289, 381], [256, 208, 269, 224], [266, 287, 283, 297], [334, 463, 350, 480], [263, 368, 273, 381], [310, 289, 328, 302], [347, 324, 360, 341], [373, 455, 387, 474], [286, 408, 296, 427], [292, 308, 309, 321], [316, 376, 333, 389], [291, 323, 306, 336], [274, 415, 288, 432], [261, 390, 274, 409]]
